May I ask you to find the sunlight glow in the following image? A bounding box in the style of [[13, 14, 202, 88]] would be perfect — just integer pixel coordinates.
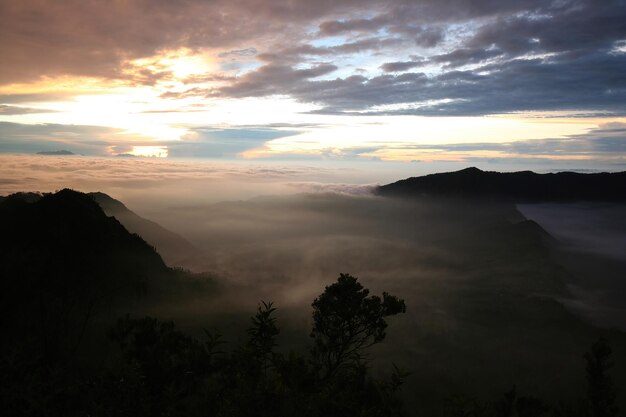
[[128, 146, 169, 158], [124, 48, 216, 80], [242, 116, 603, 161]]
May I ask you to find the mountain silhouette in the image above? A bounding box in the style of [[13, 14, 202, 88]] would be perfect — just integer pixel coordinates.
[[0, 189, 174, 311], [377, 167, 626, 202], [0, 189, 183, 365], [89, 192, 199, 267]]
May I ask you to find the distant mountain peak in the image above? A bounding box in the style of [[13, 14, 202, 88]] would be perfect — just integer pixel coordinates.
[[458, 166, 483, 173], [378, 167, 626, 202]]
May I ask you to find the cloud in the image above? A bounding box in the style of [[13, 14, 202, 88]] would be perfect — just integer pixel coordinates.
[[467, 1, 626, 57], [0, 121, 306, 159], [169, 127, 301, 158], [358, 123, 626, 163], [296, 52, 626, 116], [0, 92, 76, 103], [430, 47, 504, 67], [0, 105, 58, 115], [217, 1, 626, 116], [0, 153, 363, 209], [0, 121, 149, 155], [1, 0, 624, 118], [413, 27, 445, 48], [186, 0, 625, 117], [0, 0, 377, 84], [214, 63, 338, 98], [0, 0, 570, 84], [218, 48, 258, 58], [286, 182, 376, 195], [318, 16, 389, 36], [256, 37, 406, 66], [380, 58, 426, 73]]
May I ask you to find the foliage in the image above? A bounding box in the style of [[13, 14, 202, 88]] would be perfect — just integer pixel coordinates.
[[99, 273, 408, 417], [441, 337, 621, 417], [585, 338, 619, 417], [310, 273, 407, 379], [0, 272, 621, 417]]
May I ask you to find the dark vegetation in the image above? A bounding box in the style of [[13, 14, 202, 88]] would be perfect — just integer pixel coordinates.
[[0, 186, 624, 416], [378, 167, 626, 202]]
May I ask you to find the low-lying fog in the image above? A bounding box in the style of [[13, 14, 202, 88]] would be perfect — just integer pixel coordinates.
[[519, 203, 626, 330], [138, 189, 626, 408]]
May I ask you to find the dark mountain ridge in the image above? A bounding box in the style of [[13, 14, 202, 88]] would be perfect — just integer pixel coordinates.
[[0, 189, 170, 301], [89, 192, 199, 267], [377, 167, 626, 202], [0, 189, 180, 368], [0, 190, 199, 268]]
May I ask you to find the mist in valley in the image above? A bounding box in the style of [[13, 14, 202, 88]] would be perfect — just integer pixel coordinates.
[[108, 183, 626, 413], [519, 203, 626, 330]]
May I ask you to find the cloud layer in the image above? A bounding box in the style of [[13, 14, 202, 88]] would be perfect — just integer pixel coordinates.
[[1, 0, 624, 117]]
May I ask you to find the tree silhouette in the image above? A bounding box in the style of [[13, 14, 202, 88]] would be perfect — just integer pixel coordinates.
[[585, 338, 618, 417], [310, 273, 406, 379], [247, 301, 279, 372]]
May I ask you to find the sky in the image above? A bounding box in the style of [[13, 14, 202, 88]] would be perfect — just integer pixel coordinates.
[[0, 0, 625, 170]]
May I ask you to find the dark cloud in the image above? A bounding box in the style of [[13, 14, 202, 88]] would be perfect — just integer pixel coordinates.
[[328, 37, 404, 54], [257, 37, 405, 66], [218, 48, 258, 58], [468, 0, 626, 57], [430, 47, 504, 67], [380, 58, 426, 73], [413, 27, 445, 48], [318, 16, 389, 36], [292, 51, 625, 116], [182, 0, 624, 116], [214, 63, 338, 98]]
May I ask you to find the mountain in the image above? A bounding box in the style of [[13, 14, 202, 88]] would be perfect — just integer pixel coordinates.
[[0, 189, 180, 365], [0, 189, 169, 296], [89, 192, 199, 267], [0, 190, 199, 268], [377, 167, 626, 202], [0, 189, 218, 409]]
